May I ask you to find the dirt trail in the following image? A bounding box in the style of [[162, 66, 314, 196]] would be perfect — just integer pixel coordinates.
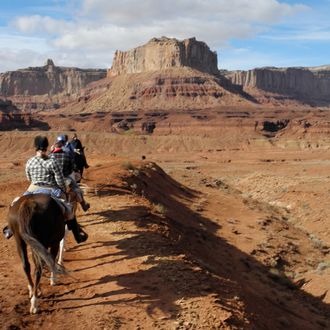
[[1, 158, 329, 329], [0, 130, 330, 329], [0, 161, 247, 329]]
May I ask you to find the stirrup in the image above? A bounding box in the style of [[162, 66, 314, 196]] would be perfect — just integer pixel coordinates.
[[3, 226, 13, 239], [79, 229, 88, 242]]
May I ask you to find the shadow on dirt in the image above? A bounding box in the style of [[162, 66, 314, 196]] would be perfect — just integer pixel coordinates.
[[56, 166, 330, 330]]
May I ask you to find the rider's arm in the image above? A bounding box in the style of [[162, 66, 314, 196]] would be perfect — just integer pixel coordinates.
[[25, 160, 32, 182], [50, 159, 66, 192]]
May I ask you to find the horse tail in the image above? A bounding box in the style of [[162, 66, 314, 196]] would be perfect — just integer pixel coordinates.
[[18, 198, 66, 275]]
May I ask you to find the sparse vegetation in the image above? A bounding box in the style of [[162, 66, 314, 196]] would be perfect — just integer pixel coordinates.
[[121, 161, 136, 171], [123, 129, 135, 135], [316, 261, 330, 273], [268, 268, 295, 289], [308, 233, 326, 249], [151, 203, 167, 215]]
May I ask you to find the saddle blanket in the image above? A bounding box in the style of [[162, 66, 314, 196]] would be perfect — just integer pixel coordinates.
[[12, 189, 73, 219]]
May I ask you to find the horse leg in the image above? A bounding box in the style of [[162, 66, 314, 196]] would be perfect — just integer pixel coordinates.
[[15, 236, 34, 298], [58, 225, 68, 266], [50, 243, 60, 285], [30, 253, 43, 314]]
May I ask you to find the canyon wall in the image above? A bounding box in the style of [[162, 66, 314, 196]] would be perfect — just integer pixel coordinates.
[[0, 59, 107, 97], [224, 66, 330, 104], [108, 37, 219, 76]]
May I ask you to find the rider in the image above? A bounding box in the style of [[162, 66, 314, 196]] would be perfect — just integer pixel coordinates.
[[57, 134, 75, 160], [3, 136, 87, 243], [70, 133, 90, 176], [70, 133, 83, 151], [50, 139, 90, 212], [26, 136, 66, 195]]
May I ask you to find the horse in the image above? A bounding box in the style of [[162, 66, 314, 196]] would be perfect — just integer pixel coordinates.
[[7, 193, 66, 314]]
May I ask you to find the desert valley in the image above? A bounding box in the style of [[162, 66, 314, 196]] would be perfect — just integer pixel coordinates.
[[0, 37, 330, 329]]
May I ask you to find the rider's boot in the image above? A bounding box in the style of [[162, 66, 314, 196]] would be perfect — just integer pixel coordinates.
[[75, 189, 90, 212], [67, 217, 88, 243]]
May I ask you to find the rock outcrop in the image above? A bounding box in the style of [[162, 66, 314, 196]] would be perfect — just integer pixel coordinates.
[[108, 37, 219, 76], [224, 66, 330, 105], [0, 98, 19, 113], [0, 59, 107, 97], [0, 98, 49, 130]]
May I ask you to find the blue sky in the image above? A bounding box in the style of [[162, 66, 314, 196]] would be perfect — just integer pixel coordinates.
[[0, 0, 329, 72]]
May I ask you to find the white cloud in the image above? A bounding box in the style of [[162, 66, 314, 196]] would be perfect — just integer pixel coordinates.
[[0, 0, 311, 71], [81, 0, 306, 25], [13, 0, 308, 51], [13, 15, 73, 35], [0, 48, 45, 72], [262, 29, 330, 41]]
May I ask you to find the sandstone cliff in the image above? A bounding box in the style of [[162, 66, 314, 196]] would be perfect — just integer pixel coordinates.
[[0, 59, 107, 97], [224, 66, 330, 105], [108, 37, 219, 76]]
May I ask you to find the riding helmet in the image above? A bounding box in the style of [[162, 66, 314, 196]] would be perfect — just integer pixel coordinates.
[[56, 134, 67, 143]]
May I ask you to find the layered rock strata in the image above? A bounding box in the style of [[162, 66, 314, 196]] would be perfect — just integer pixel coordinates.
[[0, 59, 107, 97], [64, 67, 249, 113], [109, 37, 219, 76], [224, 66, 330, 105]]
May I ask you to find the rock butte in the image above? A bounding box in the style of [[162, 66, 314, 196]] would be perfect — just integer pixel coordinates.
[[1, 37, 330, 112]]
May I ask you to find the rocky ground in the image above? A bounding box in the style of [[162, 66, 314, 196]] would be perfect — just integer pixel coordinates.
[[0, 130, 329, 329]]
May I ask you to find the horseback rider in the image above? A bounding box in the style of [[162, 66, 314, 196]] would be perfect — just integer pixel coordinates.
[[26, 136, 66, 195], [70, 133, 89, 179], [50, 139, 90, 212], [57, 134, 75, 160], [3, 136, 87, 243], [70, 133, 83, 151]]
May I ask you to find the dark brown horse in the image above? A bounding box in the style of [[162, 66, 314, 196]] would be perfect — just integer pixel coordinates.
[[7, 193, 66, 314]]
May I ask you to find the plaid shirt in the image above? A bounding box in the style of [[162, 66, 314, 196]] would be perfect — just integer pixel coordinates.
[[26, 155, 66, 191], [50, 148, 74, 177]]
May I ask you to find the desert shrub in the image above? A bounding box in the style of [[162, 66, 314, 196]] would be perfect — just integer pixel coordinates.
[[123, 129, 135, 136], [121, 161, 136, 171], [316, 261, 330, 272], [308, 234, 326, 249], [152, 203, 167, 215]]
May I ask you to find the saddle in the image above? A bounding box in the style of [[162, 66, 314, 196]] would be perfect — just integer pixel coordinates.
[[21, 189, 74, 219]]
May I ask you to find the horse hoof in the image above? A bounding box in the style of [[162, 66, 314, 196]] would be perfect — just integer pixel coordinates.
[[30, 307, 38, 314]]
